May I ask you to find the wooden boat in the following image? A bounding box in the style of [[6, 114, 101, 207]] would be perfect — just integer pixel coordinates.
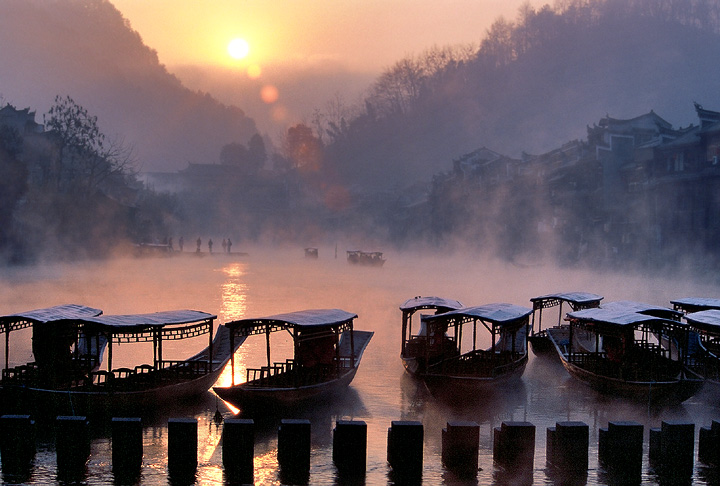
[[0, 304, 243, 416], [671, 297, 720, 314], [547, 306, 703, 403], [346, 250, 385, 266], [399, 296, 464, 375], [213, 309, 373, 407], [682, 309, 720, 389], [401, 303, 533, 393], [529, 292, 603, 354]]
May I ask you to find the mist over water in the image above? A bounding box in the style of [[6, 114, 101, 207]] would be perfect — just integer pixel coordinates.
[[1, 247, 720, 485]]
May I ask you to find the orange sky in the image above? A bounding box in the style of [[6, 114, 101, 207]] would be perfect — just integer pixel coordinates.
[[112, 0, 548, 73]]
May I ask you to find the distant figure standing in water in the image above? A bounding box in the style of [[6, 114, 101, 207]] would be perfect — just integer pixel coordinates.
[[222, 239, 227, 253], [178, 236, 184, 252], [196, 237, 201, 252], [208, 238, 213, 253], [227, 238, 232, 253]]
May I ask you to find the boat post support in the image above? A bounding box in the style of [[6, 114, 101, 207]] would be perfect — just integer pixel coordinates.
[[278, 418, 311, 484], [493, 421, 535, 478], [699, 420, 720, 466], [546, 421, 588, 479], [442, 420, 479, 478], [598, 421, 643, 482], [649, 420, 695, 482], [387, 420, 423, 481], [55, 415, 90, 482], [222, 418, 254, 484], [111, 417, 143, 481], [168, 418, 198, 481], [333, 419, 367, 477], [0, 414, 35, 480]]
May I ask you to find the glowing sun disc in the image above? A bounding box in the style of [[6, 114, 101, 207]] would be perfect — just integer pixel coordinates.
[[228, 38, 250, 60]]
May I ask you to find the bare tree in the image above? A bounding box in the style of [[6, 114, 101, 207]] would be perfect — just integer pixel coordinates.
[[44, 95, 135, 193]]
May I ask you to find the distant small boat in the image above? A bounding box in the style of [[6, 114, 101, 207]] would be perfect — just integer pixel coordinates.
[[213, 309, 373, 407], [304, 247, 319, 259], [346, 250, 385, 266], [529, 292, 603, 355], [400, 302, 533, 395], [0, 305, 243, 416], [547, 306, 703, 404]]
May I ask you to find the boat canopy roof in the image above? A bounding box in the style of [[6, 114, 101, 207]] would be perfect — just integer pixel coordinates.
[[0, 304, 103, 331], [424, 303, 532, 326], [399, 296, 464, 312], [671, 297, 720, 312], [225, 309, 357, 334], [530, 292, 603, 305], [684, 309, 720, 333], [601, 301, 682, 319], [567, 307, 679, 327], [80, 310, 216, 331]]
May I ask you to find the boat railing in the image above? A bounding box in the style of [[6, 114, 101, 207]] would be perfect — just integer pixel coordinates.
[[245, 357, 353, 387], [567, 347, 681, 381]]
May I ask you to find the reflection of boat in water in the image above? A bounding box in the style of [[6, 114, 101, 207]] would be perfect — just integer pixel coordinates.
[[213, 309, 373, 408], [399, 296, 464, 376], [529, 292, 603, 355], [0, 304, 242, 416], [401, 303, 533, 395], [547, 306, 703, 404], [346, 250, 385, 266]]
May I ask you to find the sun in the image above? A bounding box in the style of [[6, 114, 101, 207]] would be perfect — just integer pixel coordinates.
[[227, 38, 250, 60]]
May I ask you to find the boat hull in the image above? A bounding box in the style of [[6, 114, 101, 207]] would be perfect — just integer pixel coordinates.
[[0, 327, 244, 417], [214, 368, 359, 408], [546, 327, 703, 404]]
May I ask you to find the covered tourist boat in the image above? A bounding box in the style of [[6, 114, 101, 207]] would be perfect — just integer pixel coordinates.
[[682, 309, 720, 389], [399, 296, 464, 375], [0, 304, 241, 415], [213, 309, 373, 407], [529, 292, 603, 354], [346, 250, 386, 266], [402, 303, 532, 393], [671, 297, 720, 314], [547, 306, 703, 403]]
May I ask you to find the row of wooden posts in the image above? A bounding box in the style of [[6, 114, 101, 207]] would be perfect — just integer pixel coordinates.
[[1, 414, 720, 484]]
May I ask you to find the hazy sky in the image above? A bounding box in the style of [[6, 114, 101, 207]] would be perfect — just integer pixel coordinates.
[[112, 0, 549, 73]]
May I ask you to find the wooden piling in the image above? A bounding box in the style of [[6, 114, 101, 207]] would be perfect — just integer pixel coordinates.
[[222, 418, 254, 484], [441, 420, 479, 477], [278, 418, 311, 484], [0, 414, 35, 481], [167, 417, 198, 480], [111, 417, 143, 480], [55, 415, 90, 481], [387, 420, 423, 481], [333, 419, 367, 476], [598, 421, 643, 481], [494, 421, 535, 471], [547, 421, 588, 473]]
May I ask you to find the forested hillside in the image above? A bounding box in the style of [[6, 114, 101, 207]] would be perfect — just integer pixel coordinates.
[[0, 0, 259, 172], [317, 0, 720, 191]]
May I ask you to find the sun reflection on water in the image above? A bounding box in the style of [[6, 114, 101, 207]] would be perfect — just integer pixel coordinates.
[[216, 262, 249, 390]]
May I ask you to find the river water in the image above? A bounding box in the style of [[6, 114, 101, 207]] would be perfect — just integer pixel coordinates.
[[1, 247, 720, 485]]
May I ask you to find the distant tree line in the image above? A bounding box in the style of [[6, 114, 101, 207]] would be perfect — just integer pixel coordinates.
[[0, 96, 180, 263]]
